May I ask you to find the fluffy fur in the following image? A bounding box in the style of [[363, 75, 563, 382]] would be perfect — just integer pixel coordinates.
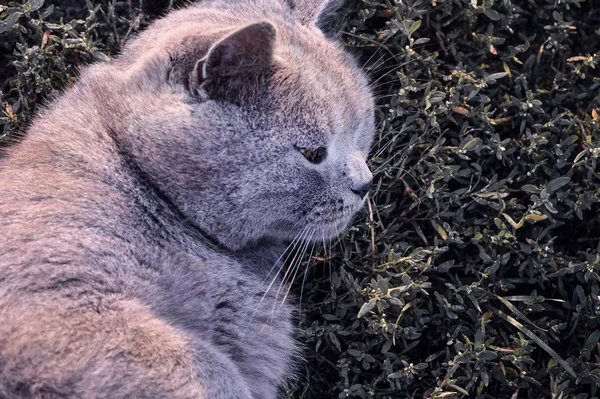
[[0, 0, 375, 397]]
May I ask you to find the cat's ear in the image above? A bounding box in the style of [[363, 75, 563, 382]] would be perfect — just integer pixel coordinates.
[[290, 0, 344, 34], [189, 22, 276, 96]]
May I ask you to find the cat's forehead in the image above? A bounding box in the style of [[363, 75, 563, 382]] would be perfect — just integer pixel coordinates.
[[271, 32, 373, 133]]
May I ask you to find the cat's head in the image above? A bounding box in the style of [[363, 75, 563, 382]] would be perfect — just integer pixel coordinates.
[[113, 0, 375, 251]]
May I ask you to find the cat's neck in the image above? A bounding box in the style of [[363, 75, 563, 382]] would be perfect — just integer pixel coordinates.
[[233, 239, 289, 278], [104, 128, 289, 270]]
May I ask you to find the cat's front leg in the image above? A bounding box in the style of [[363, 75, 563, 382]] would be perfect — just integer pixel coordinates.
[[0, 298, 253, 399]]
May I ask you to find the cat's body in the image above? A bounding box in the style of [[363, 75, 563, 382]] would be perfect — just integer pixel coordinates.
[[0, 0, 375, 397]]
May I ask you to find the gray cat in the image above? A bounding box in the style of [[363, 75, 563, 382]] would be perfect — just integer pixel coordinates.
[[0, 0, 375, 397]]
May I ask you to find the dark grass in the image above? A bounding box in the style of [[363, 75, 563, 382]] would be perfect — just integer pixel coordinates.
[[2, 0, 600, 398]]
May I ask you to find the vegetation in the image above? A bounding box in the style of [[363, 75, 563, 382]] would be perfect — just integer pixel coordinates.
[[2, 0, 600, 398]]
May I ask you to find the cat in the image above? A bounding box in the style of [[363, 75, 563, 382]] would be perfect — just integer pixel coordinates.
[[0, 0, 375, 397]]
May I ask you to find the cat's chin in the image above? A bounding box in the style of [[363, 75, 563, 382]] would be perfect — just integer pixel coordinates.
[[311, 218, 353, 242]]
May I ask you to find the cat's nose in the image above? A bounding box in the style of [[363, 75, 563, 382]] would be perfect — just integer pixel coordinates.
[[351, 179, 372, 199]]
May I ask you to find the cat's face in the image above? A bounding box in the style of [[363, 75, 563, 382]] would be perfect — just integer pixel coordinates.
[[117, 1, 375, 250]]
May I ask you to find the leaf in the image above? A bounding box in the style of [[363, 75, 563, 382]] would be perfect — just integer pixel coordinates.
[[23, 0, 45, 13], [521, 184, 540, 194], [552, 11, 563, 22], [328, 332, 341, 352], [347, 349, 362, 357], [40, 4, 54, 18], [448, 384, 470, 396], [495, 294, 547, 332], [408, 20, 422, 35], [92, 51, 111, 63], [488, 306, 576, 378], [477, 246, 492, 263], [484, 8, 500, 21], [479, 350, 498, 360], [0, 11, 23, 34], [41, 29, 51, 49], [573, 149, 588, 164], [475, 192, 509, 199], [502, 213, 524, 229], [546, 176, 571, 193], [433, 222, 448, 240], [524, 213, 548, 222], [452, 106, 469, 115], [357, 298, 376, 318], [582, 330, 600, 353], [486, 72, 508, 82]]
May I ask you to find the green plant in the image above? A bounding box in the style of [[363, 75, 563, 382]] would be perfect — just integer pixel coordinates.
[[291, 0, 600, 398], [0, 0, 146, 137]]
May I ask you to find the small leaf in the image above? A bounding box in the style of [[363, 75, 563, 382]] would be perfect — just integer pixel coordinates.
[[479, 350, 498, 360], [408, 20, 422, 35], [347, 349, 362, 357], [524, 213, 548, 222], [452, 106, 469, 115], [23, 0, 45, 13], [484, 8, 500, 21], [582, 330, 600, 353], [502, 213, 524, 229], [573, 149, 588, 164], [0, 11, 23, 34], [434, 222, 448, 240], [328, 332, 341, 352], [41, 29, 51, 49], [413, 37, 430, 45], [546, 176, 571, 193], [92, 51, 111, 63], [522, 184, 540, 194], [357, 298, 376, 318], [486, 72, 508, 82]]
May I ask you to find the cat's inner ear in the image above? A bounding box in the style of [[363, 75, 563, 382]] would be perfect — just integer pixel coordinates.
[[189, 22, 276, 94], [289, 0, 344, 34]]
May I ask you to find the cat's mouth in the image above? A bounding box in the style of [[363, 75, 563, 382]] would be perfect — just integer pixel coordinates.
[[312, 212, 355, 241], [297, 201, 365, 242]]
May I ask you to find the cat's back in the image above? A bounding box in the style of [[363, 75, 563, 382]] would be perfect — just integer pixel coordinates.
[[0, 112, 159, 337]]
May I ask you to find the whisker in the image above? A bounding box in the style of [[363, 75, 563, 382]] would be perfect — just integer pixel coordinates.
[[269, 229, 313, 321], [298, 263, 311, 317], [367, 62, 411, 90], [259, 226, 306, 286], [298, 239, 317, 314], [361, 49, 387, 71], [363, 52, 396, 74], [324, 229, 332, 285], [240, 226, 308, 340], [275, 228, 313, 305], [283, 230, 316, 306], [270, 226, 312, 305]]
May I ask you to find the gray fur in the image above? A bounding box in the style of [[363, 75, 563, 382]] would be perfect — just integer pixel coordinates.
[[0, 0, 374, 397]]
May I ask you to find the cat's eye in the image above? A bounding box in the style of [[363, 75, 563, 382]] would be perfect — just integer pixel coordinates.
[[296, 146, 327, 164]]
